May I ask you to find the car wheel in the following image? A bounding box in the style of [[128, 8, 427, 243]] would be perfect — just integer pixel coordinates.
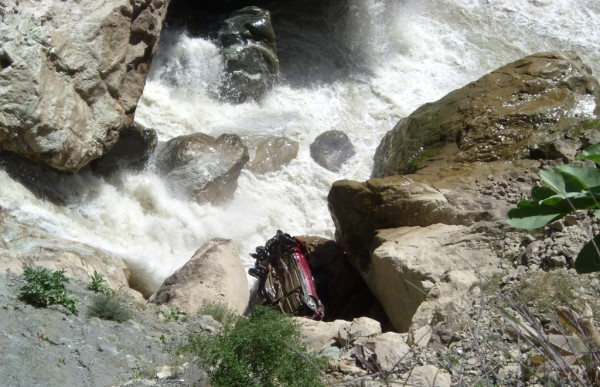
[[302, 295, 318, 312]]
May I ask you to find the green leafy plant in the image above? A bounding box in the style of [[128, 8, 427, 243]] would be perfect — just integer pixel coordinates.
[[178, 305, 327, 386], [19, 266, 78, 315], [160, 307, 187, 322], [88, 271, 113, 295], [87, 293, 132, 323], [508, 143, 600, 273]]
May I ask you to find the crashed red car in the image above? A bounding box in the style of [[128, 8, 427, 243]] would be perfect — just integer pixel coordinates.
[[249, 230, 325, 320]]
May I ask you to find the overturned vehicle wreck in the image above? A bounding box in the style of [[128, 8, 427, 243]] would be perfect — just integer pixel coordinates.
[[249, 230, 325, 320]]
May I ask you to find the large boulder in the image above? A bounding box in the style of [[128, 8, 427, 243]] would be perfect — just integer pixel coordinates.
[[151, 239, 249, 315], [373, 51, 600, 177], [218, 6, 279, 102], [155, 133, 249, 204], [0, 0, 168, 173], [310, 130, 356, 172], [328, 175, 494, 269], [327, 174, 504, 333], [369, 225, 499, 333]]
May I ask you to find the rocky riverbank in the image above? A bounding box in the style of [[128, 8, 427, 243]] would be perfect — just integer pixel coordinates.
[[2, 161, 600, 386]]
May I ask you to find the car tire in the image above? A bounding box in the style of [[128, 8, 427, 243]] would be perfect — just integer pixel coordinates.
[[301, 295, 318, 312]]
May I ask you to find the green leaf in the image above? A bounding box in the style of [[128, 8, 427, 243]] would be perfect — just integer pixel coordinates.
[[554, 164, 600, 190], [507, 211, 563, 229], [574, 234, 600, 274], [539, 192, 584, 206], [538, 169, 566, 195], [539, 168, 585, 197], [531, 185, 556, 201], [507, 196, 600, 229], [507, 200, 566, 229], [576, 143, 600, 165]]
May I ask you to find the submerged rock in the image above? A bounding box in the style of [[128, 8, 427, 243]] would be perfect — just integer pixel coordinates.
[[0, 0, 168, 172], [242, 134, 299, 174], [310, 130, 356, 172], [373, 51, 600, 177], [218, 6, 279, 102], [155, 133, 249, 205]]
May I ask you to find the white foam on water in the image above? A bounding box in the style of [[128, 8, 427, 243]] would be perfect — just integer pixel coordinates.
[[3, 0, 599, 293]]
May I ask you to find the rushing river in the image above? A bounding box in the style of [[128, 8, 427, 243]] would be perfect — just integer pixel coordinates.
[[1, 0, 599, 292]]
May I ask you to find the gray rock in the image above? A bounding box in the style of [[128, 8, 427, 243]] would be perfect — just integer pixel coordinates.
[[0, 271, 211, 386], [319, 346, 342, 360], [310, 130, 356, 172], [0, 0, 168, 172], [155, 133, 249, 205], [91, 123, 158, 175], [218, 6, 279, 102]]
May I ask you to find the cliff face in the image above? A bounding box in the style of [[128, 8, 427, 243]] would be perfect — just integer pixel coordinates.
[[0, 0, 169, 172]]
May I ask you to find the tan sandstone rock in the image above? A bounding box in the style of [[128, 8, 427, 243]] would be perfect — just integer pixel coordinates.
[[401, 365, 451, 387], [354, 331, 410, 371], [328, 175, 494, 270], [338, 316, 382, 347], [369, 225, 499, 333], [0, 211, 132, 293], [242, 134, 299, 174], [0, 0, 168, 172], [296, 318, 351, 352], [151, 239, 249, 315]]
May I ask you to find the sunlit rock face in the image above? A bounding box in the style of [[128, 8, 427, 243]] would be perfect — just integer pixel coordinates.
[[151, 238, 249, 315], [0, 0, 168, 172], [327, 175, 501, 332], [373, 51, 600, 178]]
